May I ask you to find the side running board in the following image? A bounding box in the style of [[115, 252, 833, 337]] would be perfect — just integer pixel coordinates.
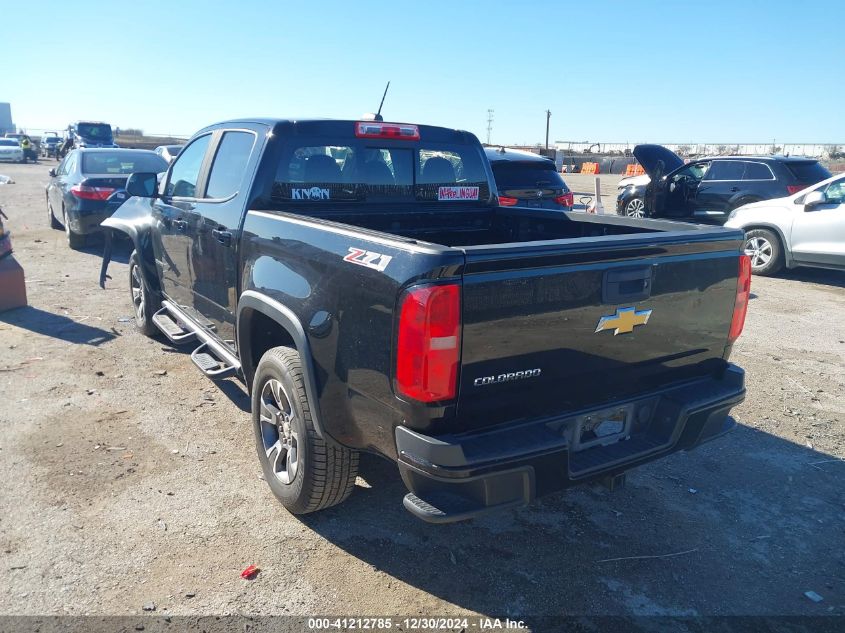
[[152, 308, 196, 343], [191, 342, 238, 379], [154, 301, 241, 380]]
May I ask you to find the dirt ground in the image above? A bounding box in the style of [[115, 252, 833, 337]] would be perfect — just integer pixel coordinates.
[[0, 161, 843, 627]]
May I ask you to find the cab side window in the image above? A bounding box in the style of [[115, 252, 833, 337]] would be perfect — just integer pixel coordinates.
[[166, 135, 211, 198], [205, 131, 256, 199]]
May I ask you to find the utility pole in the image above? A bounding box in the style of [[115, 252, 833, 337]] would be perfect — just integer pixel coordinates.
[[545, 110, 551, 150], [486, 109, 494, 145]]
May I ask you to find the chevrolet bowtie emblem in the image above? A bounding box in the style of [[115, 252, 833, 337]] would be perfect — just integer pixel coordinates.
[[595, 307, 653, 335]]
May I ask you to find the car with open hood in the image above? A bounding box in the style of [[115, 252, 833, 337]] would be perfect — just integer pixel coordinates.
[[632, 145, 831, 225], [725, 172, 845, 275]]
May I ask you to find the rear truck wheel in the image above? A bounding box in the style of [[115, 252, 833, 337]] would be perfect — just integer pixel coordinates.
[[625, 197, 645, 218], [253, 346, 359, 515], [129, 250, 160, 336], [744, 228, 783, 276], [62, 207, 86, 250], [47, 200, 61, 229]]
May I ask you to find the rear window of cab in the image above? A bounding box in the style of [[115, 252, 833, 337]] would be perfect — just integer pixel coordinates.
[[270, 140, 489, 204]]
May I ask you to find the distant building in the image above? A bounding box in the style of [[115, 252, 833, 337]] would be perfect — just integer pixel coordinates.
[[0, 103, 13, 136]]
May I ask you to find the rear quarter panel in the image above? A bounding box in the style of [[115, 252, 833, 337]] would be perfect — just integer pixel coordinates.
[[239, 209, 465, 457]]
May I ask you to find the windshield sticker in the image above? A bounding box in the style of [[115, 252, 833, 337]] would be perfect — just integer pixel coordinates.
[[343, 247, 392, 272], [292, 186, 330, 200], [438, 186, 479, 201]]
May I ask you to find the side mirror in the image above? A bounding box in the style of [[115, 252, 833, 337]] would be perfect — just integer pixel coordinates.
[[803, 190, 825, 210], [126, 172, 158, 198], [48, 168, 56, 177]]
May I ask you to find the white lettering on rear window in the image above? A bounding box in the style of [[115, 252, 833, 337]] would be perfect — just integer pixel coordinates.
[[292, 186, 330, 200], [438, 186, 479, 201]]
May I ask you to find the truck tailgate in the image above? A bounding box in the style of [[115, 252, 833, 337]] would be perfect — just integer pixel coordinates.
[[457, 231, 744, 432]]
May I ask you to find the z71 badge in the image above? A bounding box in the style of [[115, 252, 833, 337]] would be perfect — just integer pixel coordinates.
[[343, 247, 392, 272]]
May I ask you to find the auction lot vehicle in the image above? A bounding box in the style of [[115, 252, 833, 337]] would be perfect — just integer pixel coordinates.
[[0, 138, 24, 163], [154, 144, 183, 164], [616, 174, 650, 217], [725, 172, 845, 275], [631, 145, 831, 224], [41, 134, 61, 158], [46, 148, 167, 249], [71, 121, 118, 149], [485, 147, 573, 210], [103, 118, 749, 523]]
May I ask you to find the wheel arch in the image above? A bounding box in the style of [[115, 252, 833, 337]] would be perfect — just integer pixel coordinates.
[[237, 290, 331, 442], [740, 223, 792, 268], [100, 205, 161, 293]]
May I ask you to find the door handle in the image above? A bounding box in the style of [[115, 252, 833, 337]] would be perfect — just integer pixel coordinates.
[[173, 219, 188, 232], [730, 187, 739, 192], [212, 228, 233, 246]]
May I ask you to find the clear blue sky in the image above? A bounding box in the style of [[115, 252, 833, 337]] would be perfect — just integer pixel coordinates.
[[2, 0, 843, 143]]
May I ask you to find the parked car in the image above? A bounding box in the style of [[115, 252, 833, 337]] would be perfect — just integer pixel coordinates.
[[0, 138, 24, 163], [485, 147, 573, 210], [46, 148, 167, 249], [629, 145, 831, 224], [100, 117, 748, 524], [154, 144, 183, 163], [616, 173, 650, 217], [41, 134, 61, 158], [70, 121, 118, 149], [724, 172, 845, 275]]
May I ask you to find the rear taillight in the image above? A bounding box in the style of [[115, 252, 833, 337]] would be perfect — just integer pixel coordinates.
[[786, 185, 806, 195], [396, 283, 461, 402], [498, 196, 518, 206], [728, 255, 751, 343], [555, 192, 574, 208], [355, 121, 420, 140], [70, 185, 115, 201]]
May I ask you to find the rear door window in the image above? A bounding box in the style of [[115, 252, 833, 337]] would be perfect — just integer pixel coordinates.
[[205, 131, 256, 199], [742, 162, 774, 180], [272, 140, 488, 204], [704, 161, 745, 181], [785, 161, 831, 183]]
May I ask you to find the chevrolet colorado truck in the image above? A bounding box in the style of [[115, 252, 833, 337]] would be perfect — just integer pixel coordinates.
[[100, 118, 750, 523]]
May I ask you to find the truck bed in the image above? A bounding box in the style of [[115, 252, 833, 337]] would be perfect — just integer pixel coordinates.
[[274, 204, 706, 249]]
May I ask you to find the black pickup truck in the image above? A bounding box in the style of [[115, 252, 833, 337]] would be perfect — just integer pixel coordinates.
[[101, 118, 750, 523]]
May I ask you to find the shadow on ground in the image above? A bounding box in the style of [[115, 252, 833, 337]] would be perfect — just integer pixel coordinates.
[[0, 305, 117, 346], [778, 267, 845, 289], [298, 424, 844, 623]]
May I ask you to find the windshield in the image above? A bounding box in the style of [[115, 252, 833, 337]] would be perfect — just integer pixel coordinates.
[[166, 145, 182, 155], [0, 139, 18, 147], [491, 161, 568, 190], [271, 139, 489, 204], [76, 123, 113, 140], [81, 152, 167, 174]]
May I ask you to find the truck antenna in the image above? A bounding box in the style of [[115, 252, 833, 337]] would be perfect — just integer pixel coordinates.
[[374, 81, 390, 122]]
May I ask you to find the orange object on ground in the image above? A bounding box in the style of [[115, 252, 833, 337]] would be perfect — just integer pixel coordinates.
[[240, 564, 260, 580]]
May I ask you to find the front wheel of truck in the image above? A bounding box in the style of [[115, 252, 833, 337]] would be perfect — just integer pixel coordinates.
[[129, 250, 160, 336], [253, 346, 359, 514]]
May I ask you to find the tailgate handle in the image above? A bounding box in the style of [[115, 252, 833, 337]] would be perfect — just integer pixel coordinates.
[[602, 266, 652, 304]]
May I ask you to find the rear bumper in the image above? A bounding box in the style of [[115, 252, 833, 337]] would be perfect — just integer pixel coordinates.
[[396, 365, 745, 523]]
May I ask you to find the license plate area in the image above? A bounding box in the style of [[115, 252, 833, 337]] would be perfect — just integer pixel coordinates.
[[572, 404, 634, 452]]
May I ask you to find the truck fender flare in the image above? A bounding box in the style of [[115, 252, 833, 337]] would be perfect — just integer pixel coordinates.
[[99, 215, 161, 294], [237, 290, 332, 443]]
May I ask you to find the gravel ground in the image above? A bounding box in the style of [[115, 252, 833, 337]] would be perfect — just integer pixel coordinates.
[[0, 161, 844, 626]]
